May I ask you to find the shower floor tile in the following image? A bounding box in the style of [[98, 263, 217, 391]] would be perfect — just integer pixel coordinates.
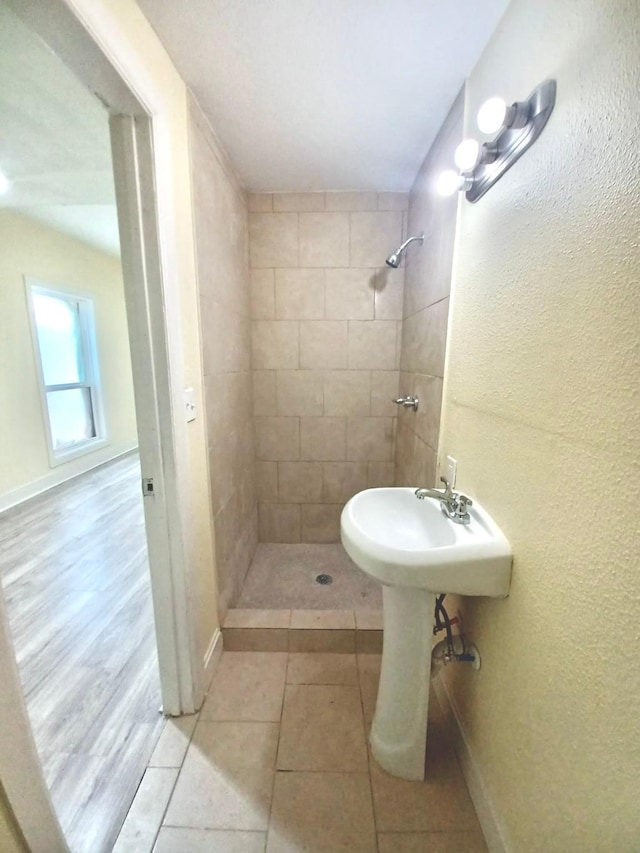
[[237, 544, 382, 610]]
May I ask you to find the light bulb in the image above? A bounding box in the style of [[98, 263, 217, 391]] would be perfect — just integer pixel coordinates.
[[454, 139, 480, 171], [436, 170, 464, 197], [477, 97, 507, 134], [0, 171, 9, 194]]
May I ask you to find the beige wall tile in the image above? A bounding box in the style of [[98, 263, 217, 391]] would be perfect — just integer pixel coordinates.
[[288, 629, 355, 653], [250, 269, 275, 319], [300, 417, 347, 461], [377, 192, 410, 211], [350, 211, 403, 268], [322, 461, 368, 502], [253, 370, 276, 416], [347, 418, 394, 462], [248, 193, 273, 212], [223, 628, 288, 652], [400, 299, 449, 376], [411, 374, 444, 451], [252, 320, 299, 369], [299, 212, 350, 267], [324, 370, 370, 417], [275, 269, 325, 319], [255, 417, 299, 461], [368, 461, 396, 488], [325, 191, 378, 211], [370, 370, 400, 416], [348, 321, 398, 370], [278, 461, 323, 503], [277, 370, 324, 416], [300, 503, 342, 543], [374, 268, 405, 320], [255, 460, 278, 501], [249, 212, 298, 267], [273, 192, 325, 212], [258, 503, 301, 543], [300, 321, 348, 368], [325, 268, 376, 320]]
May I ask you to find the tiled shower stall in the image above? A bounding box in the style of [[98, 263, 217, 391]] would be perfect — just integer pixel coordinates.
[[192, 93, 462, 620]]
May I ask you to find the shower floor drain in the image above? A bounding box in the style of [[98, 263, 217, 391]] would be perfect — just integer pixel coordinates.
[[315, 574, 333, 585]]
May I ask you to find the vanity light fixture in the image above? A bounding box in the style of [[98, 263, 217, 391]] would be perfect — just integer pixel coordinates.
[[436, 79, 556, 203]]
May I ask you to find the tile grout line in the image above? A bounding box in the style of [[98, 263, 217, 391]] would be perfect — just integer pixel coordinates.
[[265, 659, 288, 850], [147, 712, 200, 852], [358, 653, 381, 853]]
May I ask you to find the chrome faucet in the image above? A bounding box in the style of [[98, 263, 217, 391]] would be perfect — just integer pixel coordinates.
[[415, 477, 473, 525]]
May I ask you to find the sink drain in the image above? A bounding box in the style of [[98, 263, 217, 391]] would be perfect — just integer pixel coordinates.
[[315, 573, 333, 585]]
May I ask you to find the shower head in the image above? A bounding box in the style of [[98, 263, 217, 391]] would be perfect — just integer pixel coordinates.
[[385, 233, 425, 268]]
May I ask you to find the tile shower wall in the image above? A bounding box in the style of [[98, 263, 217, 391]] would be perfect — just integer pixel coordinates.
[[249, 192, 408, 543], [189, 97, 257, 616], [395, 91, 463, 488]]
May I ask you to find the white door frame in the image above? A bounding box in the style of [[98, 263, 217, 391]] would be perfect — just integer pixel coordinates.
[[1, 0, 203, 849]]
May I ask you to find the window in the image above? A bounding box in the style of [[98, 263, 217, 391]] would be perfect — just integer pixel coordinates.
[[27, 281, 106, 465]]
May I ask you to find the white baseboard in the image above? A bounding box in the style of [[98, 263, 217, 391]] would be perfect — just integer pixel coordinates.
[[202, 628, 223, 690], [0, 441, 138, 514], [433, 676, 509, 853]]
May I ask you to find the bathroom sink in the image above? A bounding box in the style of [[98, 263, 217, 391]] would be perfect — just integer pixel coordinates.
[[341, 487, 512, 597], [340, 487, 512, 781]]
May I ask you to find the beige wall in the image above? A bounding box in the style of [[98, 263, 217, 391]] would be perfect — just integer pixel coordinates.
[[0, 787, 25, 853], [249, 191, 407, 542], [395, 92, 463, 489], [189, 96, 257, 618], [439, 0, 640, 848], [0, 210, 137, 504]]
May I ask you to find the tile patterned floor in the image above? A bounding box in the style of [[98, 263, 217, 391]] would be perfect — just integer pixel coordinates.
[[114, 652, 487, 852], [237, 544, 383, 610]]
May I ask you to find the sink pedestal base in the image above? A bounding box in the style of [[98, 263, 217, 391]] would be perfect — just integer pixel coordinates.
[[370, 586, 434, 781]]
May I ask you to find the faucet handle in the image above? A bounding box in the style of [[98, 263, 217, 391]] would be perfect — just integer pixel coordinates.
[[439, 476, 452, 496]]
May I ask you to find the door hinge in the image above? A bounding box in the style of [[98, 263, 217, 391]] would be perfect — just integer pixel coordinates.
[[142, 478, 155, 497]]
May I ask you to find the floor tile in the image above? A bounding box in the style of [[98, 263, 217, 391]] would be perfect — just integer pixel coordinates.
[[164, 721, 279, 831], [113, 767, 178, 852], [200, 653, 287, 722], [154, 827, 267, 852], [148, 715, 198, 767], [357, 654, 381, 724], [354, 610, 383, 630], [224, 609, 291, 629], [290, 609, 355, 629], [277, 684, 368, 772], [370, 756, 481, 833], [266, 771, 376, 852], [286, 653, 358, 685], [378, 830, 487, 852]]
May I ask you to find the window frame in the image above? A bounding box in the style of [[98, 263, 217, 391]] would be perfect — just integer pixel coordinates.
[[25, 279, 107, 467]]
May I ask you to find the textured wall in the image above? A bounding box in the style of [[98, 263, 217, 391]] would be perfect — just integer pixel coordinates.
[[189, 97, 257, 618], [395, 91, 463, 489], [0, 211, 137, 499], [439, 0, 640, 848], [249, 192, 407, 542]]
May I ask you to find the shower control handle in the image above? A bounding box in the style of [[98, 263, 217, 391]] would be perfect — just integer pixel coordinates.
[[393, 395, 419, 411]]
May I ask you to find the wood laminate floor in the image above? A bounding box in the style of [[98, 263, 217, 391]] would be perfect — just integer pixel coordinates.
[[0, 452, 164, 853]]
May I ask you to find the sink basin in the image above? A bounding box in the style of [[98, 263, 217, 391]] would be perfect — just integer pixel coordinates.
[[341, 487, 512, 596], [340, 487, 512, 781]]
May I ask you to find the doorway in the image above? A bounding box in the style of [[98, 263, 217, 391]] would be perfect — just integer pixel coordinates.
[[0, 1, 200, 851]]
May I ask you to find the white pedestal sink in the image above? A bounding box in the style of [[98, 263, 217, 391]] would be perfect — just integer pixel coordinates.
[[341, 487, 512, 781]]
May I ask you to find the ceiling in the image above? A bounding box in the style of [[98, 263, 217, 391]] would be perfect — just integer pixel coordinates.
[[138, 0, 510, 192], [0, 3, 120, 256]]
